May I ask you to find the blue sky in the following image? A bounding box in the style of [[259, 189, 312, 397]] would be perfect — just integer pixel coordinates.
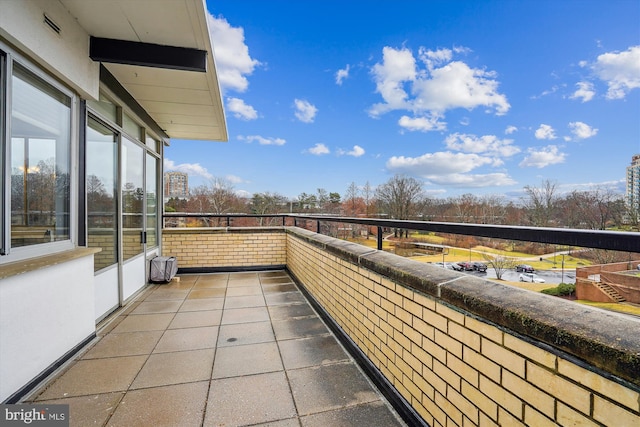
[[164, 0, 640, 201]]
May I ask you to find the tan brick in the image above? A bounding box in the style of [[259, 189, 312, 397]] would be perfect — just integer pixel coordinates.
[[435, 390, 463, 427], [403, 298, 422, 317], [481, 338, 525, 377], [448, 354, 479, 388], [395, 306, 413, 326], [502, 370, 555, 417], [524, 405, 557, 427], [423, 309, 448, 332], [557, 402, 600, 427], [423, 336, 448, 365], [448, 321, 481, 352], [461, 380, 498, 421], [527, 362, 591, 415], [503, 334, 556, 369], [402, 323, 423, 347], [423, 364, 448, 396], [463, 347, 501, 383], [558, 358, 640, 413], [413, 315, 435, 341], [435, 302, 466, 324], [423, 393, 447, 427], [447, 385, 479, 424], [433, 359, 461, 391], [479, 375, 523, 419], [434, 329, 463, 359], [593, 395, 640, 426], [411, 341, 433, 369], [478, 411, 500, 427], [413, 290, 436, 311]]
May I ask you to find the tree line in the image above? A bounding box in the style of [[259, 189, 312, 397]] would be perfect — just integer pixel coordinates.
[[165, 175, 637, 232]]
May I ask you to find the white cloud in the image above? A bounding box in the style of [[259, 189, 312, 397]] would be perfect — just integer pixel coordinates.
[[427, 173, 516, 187], [369, 46, 509, 123], [369, 47, 416, 116], [568, 121, 598, 140], [338, 145, 365, 157], [444, 133, 520, 157], [505, 125, 518, 135], [570, 81, 595, 102], [208, 14, 261, 94], [387, 151, 494, 175], [535, 124, 557, 140], [418, 47, 453, 70], [308, 143, 330, 155], [225, 174, 246, 184], [593, 45, 640, 99], [238, 135, 286, 145], [519, 145, 566, 168], [164, 158, 213, 180], [293, 99, 318, 123], [398, 114, 447, 132], [386, 151, 515, 187], [226, 97, 258, 120], [336, 65, 350, 85]]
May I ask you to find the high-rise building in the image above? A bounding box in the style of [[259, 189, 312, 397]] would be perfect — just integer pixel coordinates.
[[626, 154, 640, 214], [164, 172, 189, 199]]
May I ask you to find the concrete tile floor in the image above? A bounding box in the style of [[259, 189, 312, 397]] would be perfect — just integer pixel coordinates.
[[27, 271, 406, 427]]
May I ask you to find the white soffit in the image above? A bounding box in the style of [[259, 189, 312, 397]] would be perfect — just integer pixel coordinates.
[[60, 0, 227, 142]]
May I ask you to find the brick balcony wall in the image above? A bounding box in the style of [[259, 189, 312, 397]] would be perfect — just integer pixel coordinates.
[[161, 226, 640, 426], [162, 227, 286, 269]]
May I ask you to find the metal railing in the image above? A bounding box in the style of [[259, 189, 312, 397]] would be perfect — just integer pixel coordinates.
[[162, 213, 640, 253]]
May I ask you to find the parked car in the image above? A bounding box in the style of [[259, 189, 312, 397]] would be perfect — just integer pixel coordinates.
[[451, 263, 464, 271], [516, 264, 534, 273], [471, 262, 487, 272], [456, 262, 474, 271], [519, 273, 545, 283]]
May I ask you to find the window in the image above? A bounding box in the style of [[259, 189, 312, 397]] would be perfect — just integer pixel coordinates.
[[86, 118, 117, 271], [3, 58, 73, 254]]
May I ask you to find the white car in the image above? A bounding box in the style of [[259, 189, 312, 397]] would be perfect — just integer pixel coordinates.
[[519, 273, 545, 283]]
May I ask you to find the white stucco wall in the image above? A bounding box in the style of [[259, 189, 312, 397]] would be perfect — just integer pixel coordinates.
[[0, 0, 99, 99], [0, 255, 96, 402]]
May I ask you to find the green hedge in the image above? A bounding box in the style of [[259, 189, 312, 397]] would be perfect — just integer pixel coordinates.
[[541, 283, 576, 296]]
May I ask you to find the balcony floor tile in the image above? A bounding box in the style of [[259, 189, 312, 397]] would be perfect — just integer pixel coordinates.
[[27, 271, 405, 426]]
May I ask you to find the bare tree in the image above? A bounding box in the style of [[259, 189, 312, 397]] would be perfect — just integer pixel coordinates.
[[482, 254, 516, 280], [251, 192, 287, 225], [522, 179, 558, 226], [375, 175, 424, 237]]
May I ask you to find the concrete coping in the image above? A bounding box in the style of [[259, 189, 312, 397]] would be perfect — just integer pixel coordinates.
[[163, 227, 286, 235], [285, 227, 640, 389]]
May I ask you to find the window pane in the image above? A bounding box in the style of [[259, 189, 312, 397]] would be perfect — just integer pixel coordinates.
[[122, 138, 144, 260], [10, 64, 71, 248], [123, 113, 141, 141], [146, 153, 158, 248], [87, 91, 116, 122], [87, 118, 117, 271]]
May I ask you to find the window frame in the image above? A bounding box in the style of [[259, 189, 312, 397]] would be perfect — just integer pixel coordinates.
[[86, 87, 162, 253], [0, 42, 78, 261]]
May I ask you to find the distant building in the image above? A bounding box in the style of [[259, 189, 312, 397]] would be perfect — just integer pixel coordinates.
[[626, 154, 640, 214], [164, 172, 189, 199]]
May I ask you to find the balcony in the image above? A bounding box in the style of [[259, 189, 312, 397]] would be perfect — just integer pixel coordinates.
[[26, 270, 405, 426], [24, 217, 640, 426]]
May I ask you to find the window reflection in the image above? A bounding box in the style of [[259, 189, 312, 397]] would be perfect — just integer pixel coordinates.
[[87, 118, 117, 271], [122, 138, 144, 260], [10, 64, 71, 247]]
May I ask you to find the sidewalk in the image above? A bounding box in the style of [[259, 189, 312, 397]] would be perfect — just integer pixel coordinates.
[[27, 271, 406, 426]]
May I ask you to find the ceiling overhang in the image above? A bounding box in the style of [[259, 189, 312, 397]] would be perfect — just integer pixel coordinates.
[[61, 0, 228, 142]]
